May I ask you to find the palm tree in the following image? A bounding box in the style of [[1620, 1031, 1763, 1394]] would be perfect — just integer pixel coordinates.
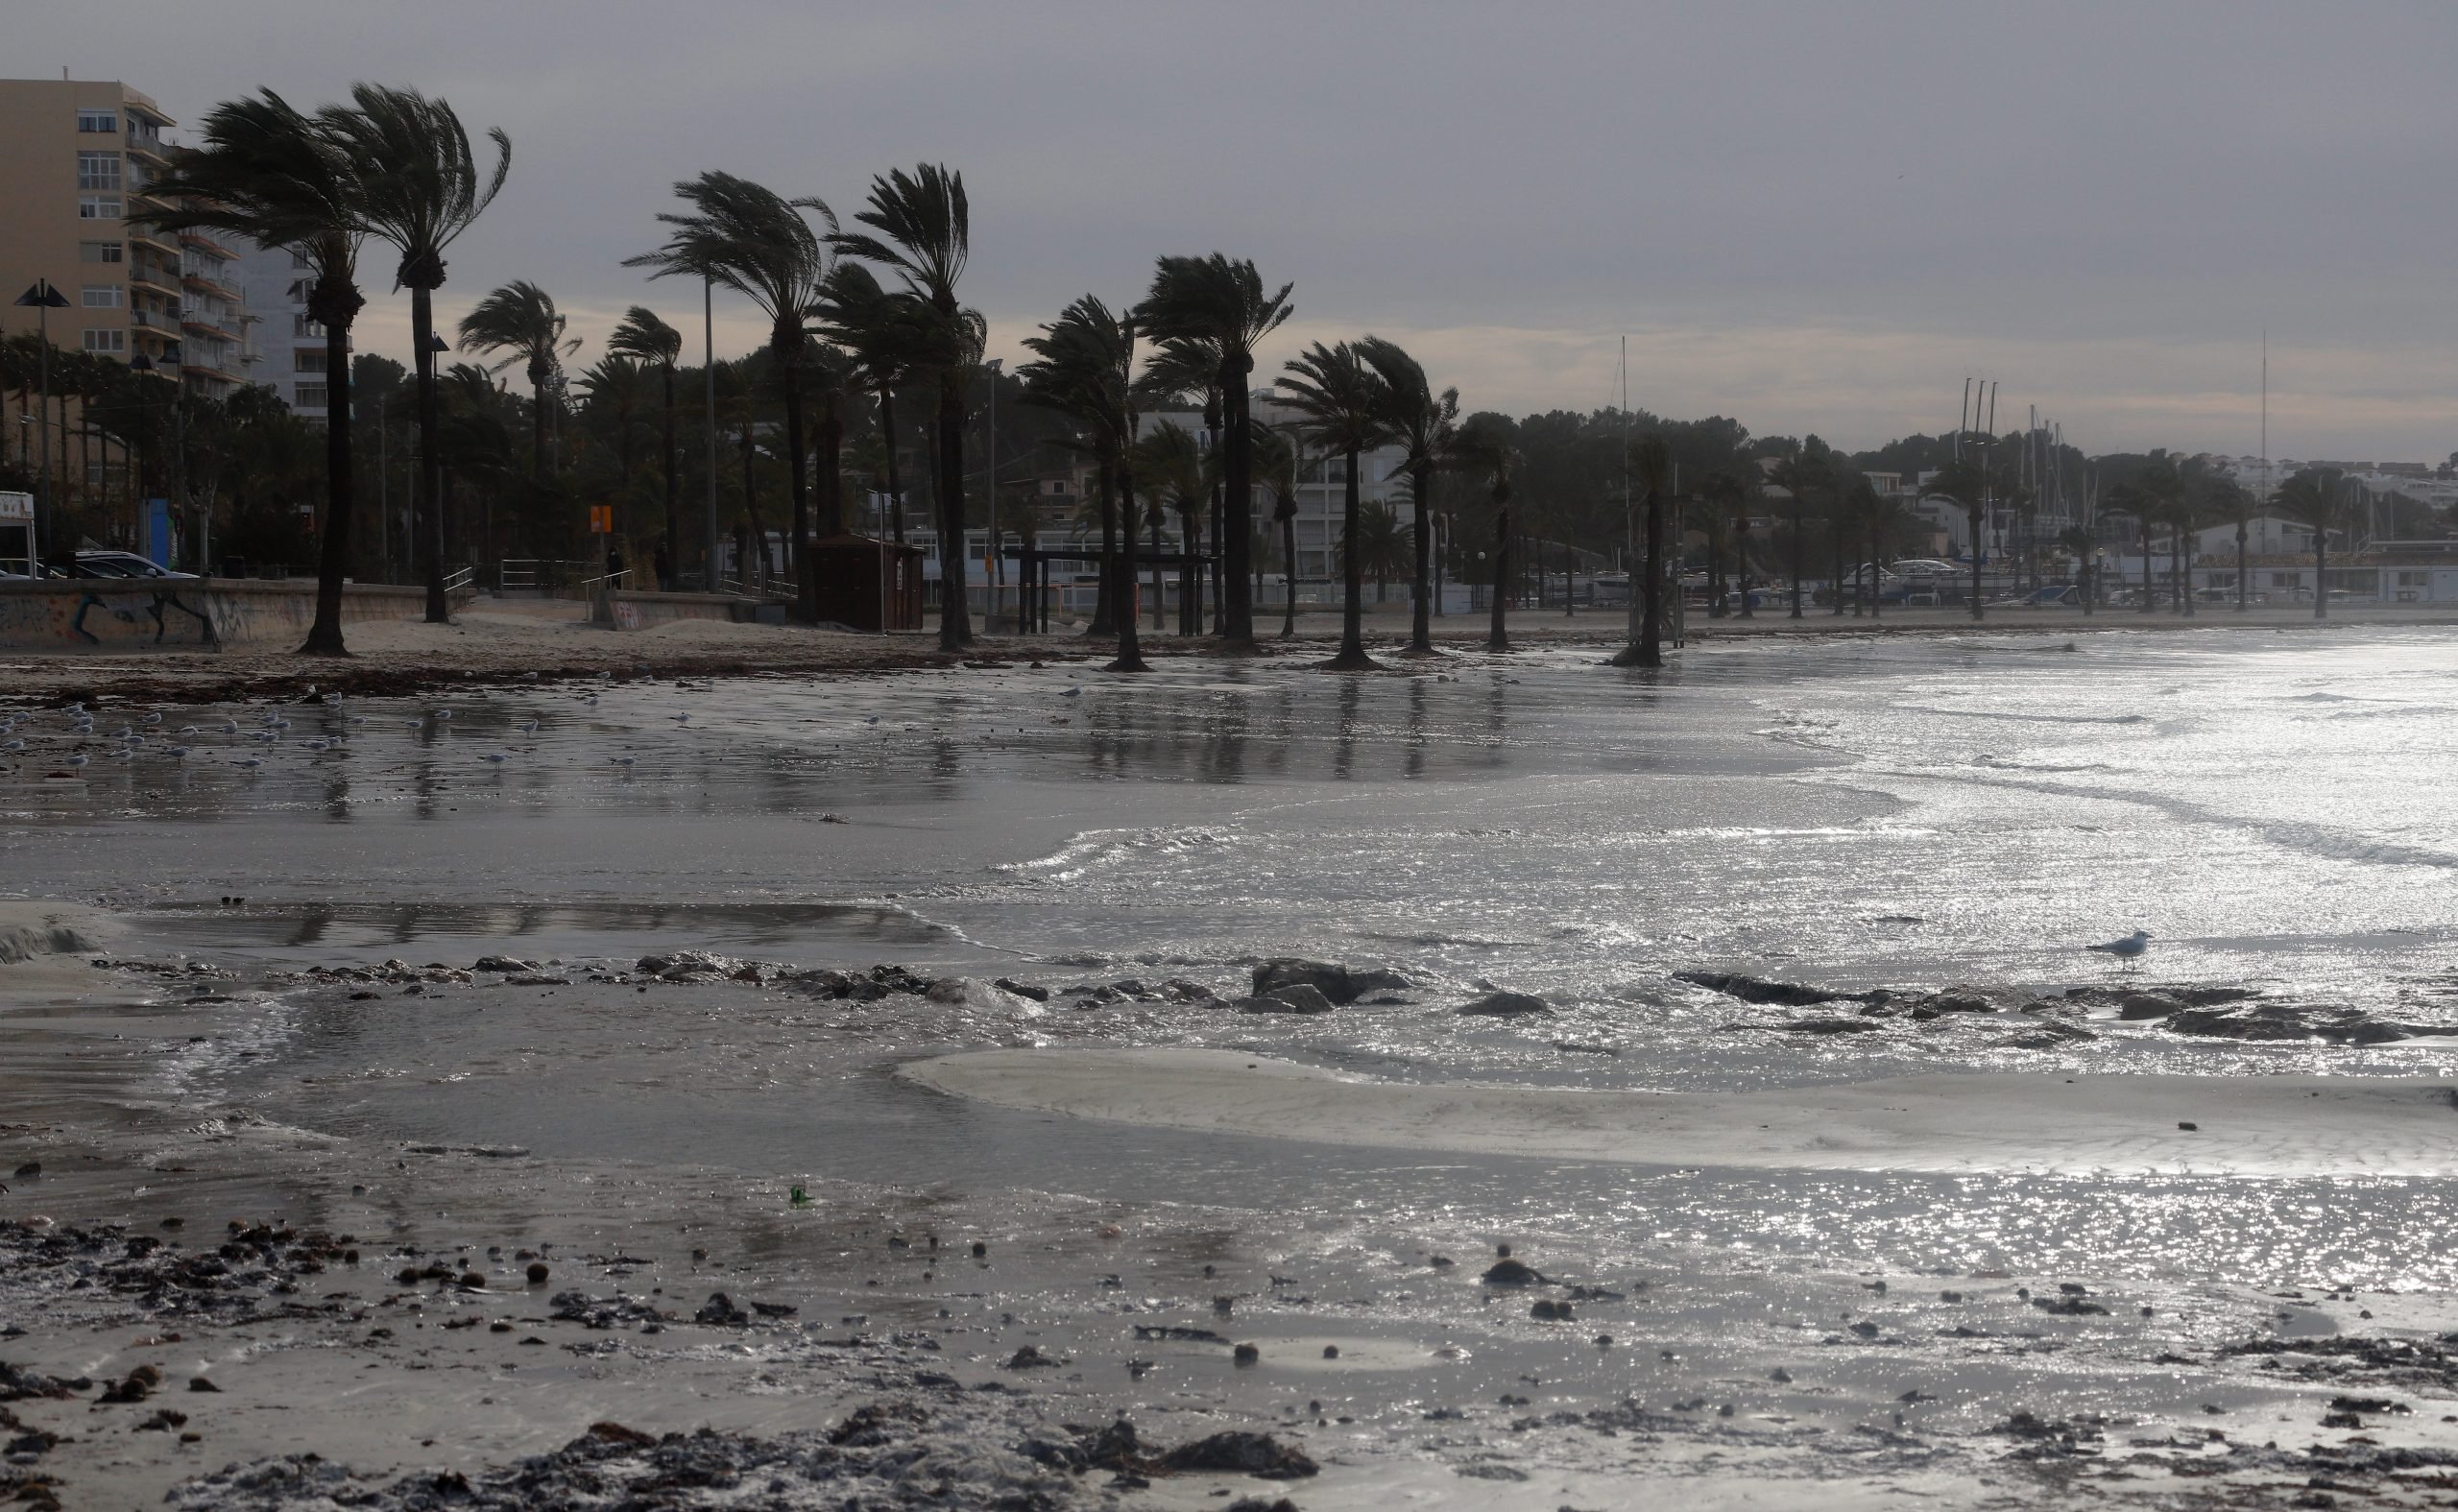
[[138, 90, 366, 656], [1137, 254, 1293, 648], [1612, 436, 1673, 666], [830, 164, 976, 650], [607, 306, 683, 583], [457, 280, 578, 483], [1280, 342, 1392, 670], [1923, 458, 1988, 620], [1698, 470, 1749, 618], [1017, 294, 1144, 670], [811, 263, 931, 553], [2206, 476, 2254, 612], [1346, 501, 1410, 603], [1134, 420, 1207, 632], [323, 84, 508, 623], [1764, 450, 1827, 619], [2057, 524, 2098, 614], [628, 171, 836, 620], [1357, 337, 1457, 654], [1449, 414, 1517, 650], [573, 352, 648, 539], [1139, 339, 1220, 632], [1252, 423, 1302, 638], [2272, 468, 2349, 620]]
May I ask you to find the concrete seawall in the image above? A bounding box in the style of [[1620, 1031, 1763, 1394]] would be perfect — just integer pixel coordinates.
[[0, 579, 456, 652]]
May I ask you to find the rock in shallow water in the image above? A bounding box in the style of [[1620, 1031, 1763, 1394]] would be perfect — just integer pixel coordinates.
[[1457, 990, 1553, 1018]]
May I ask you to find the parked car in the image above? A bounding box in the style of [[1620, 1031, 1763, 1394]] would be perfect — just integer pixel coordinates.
[[65, 550, 195, 581], [2006, 584, 2080, 607]]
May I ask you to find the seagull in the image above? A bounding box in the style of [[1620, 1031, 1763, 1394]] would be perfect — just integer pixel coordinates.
[[608, 755, 637, 767], [271, 718, 291, 731], [114, 725, 133, 738], [584, 693, 600, 705], [2085, 929, 2152, 959], [142, 712, 162, 726], [433, 709, 454, 722], [671, 712, 691, 723], [863, 715, 880, 725], [64, 754, 87, 768], [518, 720, 538, 734], [0, 740, 21, 753], [1060, 686, 1081, 699], [167, 746, 190, 760], [250, 731, 277, 743], [233, 756, 262, 770], [218, 720, 239, 734], [481, 752, 508, 764], [179, 725, 199, 735], [349, 715, 369, 726]]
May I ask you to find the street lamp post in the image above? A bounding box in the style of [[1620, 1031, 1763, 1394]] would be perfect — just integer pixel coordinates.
[[13, 280, 72, 572]]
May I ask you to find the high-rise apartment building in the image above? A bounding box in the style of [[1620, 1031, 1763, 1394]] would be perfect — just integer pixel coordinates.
[[0, 78, 257, 399], [236, 243, 328, 420]]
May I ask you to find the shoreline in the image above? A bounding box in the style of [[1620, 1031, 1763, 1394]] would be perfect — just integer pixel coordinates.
[[2, 598, 2448, 708]]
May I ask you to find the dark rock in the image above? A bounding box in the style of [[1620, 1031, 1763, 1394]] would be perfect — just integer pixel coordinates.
[[472, 955, 529, 972], [992, 977, 1049, 1002], [1234, 993, 1334, 1016], [12, 1164, 40, 1180], [1530, 1299, 1575, 1321], [1993, 1020, 2099, 1049], [1457, 991, 1553, 1018], [1909, 984, 1998, 1016], [1006, 1345, 1060, 1369], [525, 1262, 549, 1284], [505, 973, 569, 988], [1232, 1343, 1261, 1365], [1251, 958, 1405, 1006], [1154, 1429, 1316, 1478], [1728, 1017, 1885, 1035], [1482, 1259, 1548, 1287], [1674, 971, 1868, 1007], [1262, 983, 1336, 1015], [2117, 992, 2185, 1020], [692, 1292, 750, 1327], [1131, 1325, 1228, 1344]]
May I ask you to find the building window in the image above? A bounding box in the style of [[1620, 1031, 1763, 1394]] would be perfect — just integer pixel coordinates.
[[78, 195, 122, 220], [79, 240, 125, 264], [294, 348, 326, 372], [81, 285, 123, 308], [291, 251, 312, 271], [78, 152, 123, 191], [77, 108, 118, 133], [292, 314, 325, 338], [82, 328, 127, 354], [293, 384, 329, 410]]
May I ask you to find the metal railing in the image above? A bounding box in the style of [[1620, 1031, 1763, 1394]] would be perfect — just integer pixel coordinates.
[[442, 565, 475, 595]]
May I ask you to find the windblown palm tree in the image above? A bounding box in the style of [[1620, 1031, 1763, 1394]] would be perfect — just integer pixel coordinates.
[[628, 172, 836, 620], [607, 306, 683, 580], [1279, 341, 1392, 671], [1135, 420, 1208, 632], [1137, 339, 1220, 632], [1449, 414, 1518, 651], [457, 280, 578, 483], [1699, 469, 1749, 618], [138, 90, 367, 655], [2205, 476, 2254, 612], [1251, 424, 1301, 638], [2272, 468, 2349, 620], [1611, 436, 1673, 666], [830, 164, 976, 650], [1017, 294, 1144, 669], [1764, 450, 1829, 620], [1137, 254, 1292, 648], [1357, 338, 1457, 654], [323, 84, 508, 624], [810, 263, 933, 552]]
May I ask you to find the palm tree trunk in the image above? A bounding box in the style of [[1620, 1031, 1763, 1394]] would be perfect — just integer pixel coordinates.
[[661, 364, 678, 582], [412, 285, 448, 623], [1090, 455, 1117, 636], [2315, 532, 2327, 621], [739, 421, 765, 590], [2179, 526, 2194, 618], [1791, 504, 1806, 619], [1148, 507, 1163, 632], [1330, 446, 1373, 670], [936, 372, 971, 649], [2235, 524, 2248, 612], [1867, 526, 1882, 621], [1830, 529, 1844, 616], [1280, 509, 1298, 638], [2139, 523, 2154, 612], [782, 365, 813, 622], [1220, 372, 1254, 647], [1179, 508, 1199, 634], [1109, 456, 1145, 672], [879, 386, 905, 546], [1410, 467, 1434, 652], [301, 304, 357, 656], [1737, 520, 1753, 618]]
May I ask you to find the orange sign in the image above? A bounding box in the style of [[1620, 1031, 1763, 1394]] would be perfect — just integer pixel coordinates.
[[589, 506, 613, 534]]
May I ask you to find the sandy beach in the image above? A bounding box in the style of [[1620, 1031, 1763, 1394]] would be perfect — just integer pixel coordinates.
[[9, 629, 2458, 1508]]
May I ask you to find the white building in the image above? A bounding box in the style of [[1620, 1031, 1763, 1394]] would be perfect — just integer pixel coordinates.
[[234, 241, 328, 420]]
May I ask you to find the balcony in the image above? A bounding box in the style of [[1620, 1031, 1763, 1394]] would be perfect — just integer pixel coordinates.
[[129, 271, 179, 300], [125, 132, 172, 165], [181, 315, 239, 342], [177, 230, 237, 260]]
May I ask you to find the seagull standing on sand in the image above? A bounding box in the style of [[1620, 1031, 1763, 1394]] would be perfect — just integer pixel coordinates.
[[2085, 929, 2153, 959]]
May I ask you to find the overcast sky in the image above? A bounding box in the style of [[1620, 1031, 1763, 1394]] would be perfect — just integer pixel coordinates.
[[20, 1, 2457, 461]]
